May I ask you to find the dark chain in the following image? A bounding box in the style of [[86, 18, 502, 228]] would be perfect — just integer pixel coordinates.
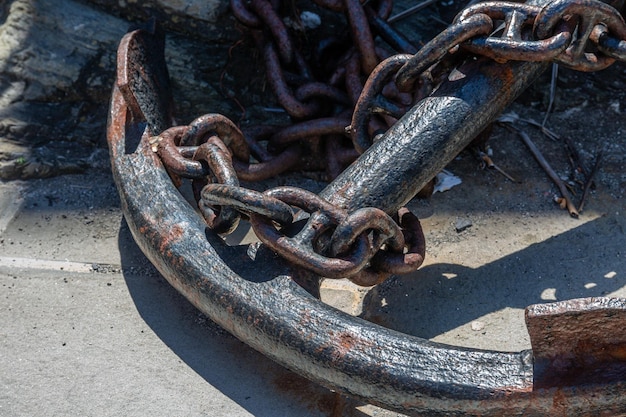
[[152, 0, 626, 285], [152, 115, 426, 285], [355, 0, 626, 148]]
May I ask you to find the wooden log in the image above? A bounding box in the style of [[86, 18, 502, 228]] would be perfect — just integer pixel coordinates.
[[0, 0, 241, 179]]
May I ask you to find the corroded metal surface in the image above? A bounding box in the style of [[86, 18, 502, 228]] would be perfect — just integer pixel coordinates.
[[108, 19, 626, 416], [527, 298, 626, 389]]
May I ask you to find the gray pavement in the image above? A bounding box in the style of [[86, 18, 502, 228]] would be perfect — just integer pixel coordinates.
[[0, 172, 399, 417], [1, 148, 626, 416]]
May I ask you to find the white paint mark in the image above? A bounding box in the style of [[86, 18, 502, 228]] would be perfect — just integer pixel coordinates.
[[540, 288, 557, 301]]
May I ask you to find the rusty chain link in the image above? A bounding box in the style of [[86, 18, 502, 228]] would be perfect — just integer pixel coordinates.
[[150, 0, 626, 285], [355, 0, 626, 148], [152, 115, 426, 284]]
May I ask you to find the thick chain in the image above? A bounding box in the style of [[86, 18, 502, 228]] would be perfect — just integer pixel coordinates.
[[352, 0, 626, 149], [152, 115, 425, 285], [458, 0, 626, 70], [152, 0, 625, 285], [230, 0, 419, 179]]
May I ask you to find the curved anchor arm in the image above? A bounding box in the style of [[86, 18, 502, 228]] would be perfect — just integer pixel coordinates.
[[108, 20, 626, 417]]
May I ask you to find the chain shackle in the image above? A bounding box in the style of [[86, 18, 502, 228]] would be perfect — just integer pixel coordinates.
[[535, 0, 626, 70], [456, 2, 575, 63]]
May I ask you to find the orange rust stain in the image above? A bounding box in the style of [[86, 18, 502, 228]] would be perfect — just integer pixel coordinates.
[[312, 330, 370, 365], [608, 344, 626, 361], [338, 332, 356, 352], [550, 388, 568, 417], [158, 223, 185, 254], [483, 63, 515, 97], [498, 385, 533, 395], [170, 224, 185, 239], [499, 65, 515, 88]]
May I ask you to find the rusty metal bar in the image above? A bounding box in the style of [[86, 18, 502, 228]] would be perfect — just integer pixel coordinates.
[[321, 57, 548, 213], [108, 24, 626, 417]]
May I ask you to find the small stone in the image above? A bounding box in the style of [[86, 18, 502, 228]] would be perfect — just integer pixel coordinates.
[[454, 218, 472, 233], [471, 321, 485, 331]]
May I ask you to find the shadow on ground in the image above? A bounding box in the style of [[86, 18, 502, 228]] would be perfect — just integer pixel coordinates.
[[118, 219, 371, 417], [361, 214, 626, 349], [116, 174, 626, 414]]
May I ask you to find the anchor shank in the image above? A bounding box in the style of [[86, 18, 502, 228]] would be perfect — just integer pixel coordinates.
[[321, 58, 548, 212]]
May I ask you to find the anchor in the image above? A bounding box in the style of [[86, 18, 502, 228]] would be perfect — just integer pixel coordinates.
[[108, 0, 626, 414]]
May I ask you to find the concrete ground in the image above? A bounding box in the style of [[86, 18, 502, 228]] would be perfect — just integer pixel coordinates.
[[2, 132, 625, 416], [0, 171, 409, 417], [1, 74, 626, 415]]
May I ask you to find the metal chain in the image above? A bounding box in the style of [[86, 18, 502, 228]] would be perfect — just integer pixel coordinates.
[[152, 115, 426, 285], [152, 0, 625, 285], [458, 0, 626, 70], [353, 0, 626, 149], [230, 0, 420, 179]]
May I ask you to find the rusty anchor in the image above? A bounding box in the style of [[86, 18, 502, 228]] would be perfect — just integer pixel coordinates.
[[108, 1, 626, 415]]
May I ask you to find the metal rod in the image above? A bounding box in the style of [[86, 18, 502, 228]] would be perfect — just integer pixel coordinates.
[[321, 58, 549, 213]]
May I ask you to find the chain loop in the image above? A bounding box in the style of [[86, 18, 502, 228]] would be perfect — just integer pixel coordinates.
[[457, 2, 574, 62], [180, 114, 250, 162], [193, 138, 242, 235], [536, 0, 626, 70], [330, 207, 406, 256], [230, 0, 263, 27], [201, 184, 294, 224], [344, 0, 379, 74], [594, 23, 626, 59], [269, 117, 351, 148], [370, 207, 425, 275], [247, 186, 425, 282], [262, 41, 321, 119], [350, 54, 411, 153], [233, 144, 302, 182], [151, 126, 206, 179], [250, 0, 295, 63], [249, 188, 374, 280], [395, 13, 494, 91]]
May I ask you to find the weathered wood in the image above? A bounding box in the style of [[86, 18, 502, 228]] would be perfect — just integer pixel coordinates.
[[0, 0, 240, 179], [79, 0, 229, 41]]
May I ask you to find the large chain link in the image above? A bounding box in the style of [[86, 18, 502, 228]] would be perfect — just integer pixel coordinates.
[[152, 114, 425, 285], [352, 0, 626, 149], [152, 0, 625, 286]]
